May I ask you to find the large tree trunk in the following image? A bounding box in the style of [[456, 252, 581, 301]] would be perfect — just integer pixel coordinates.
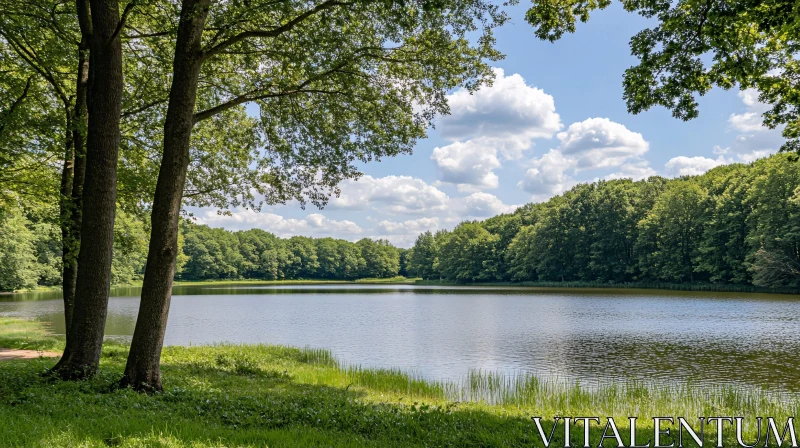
[[61, 30, 90, 340], [51, 0, 123, 379], [121, 0, 210, 392]]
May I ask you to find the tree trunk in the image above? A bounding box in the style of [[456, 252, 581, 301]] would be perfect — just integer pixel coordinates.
[[121, 0, 210, 392], [61, 33, 90, 341], [59, 118, 75, 338], [51, 0, 123, 379]]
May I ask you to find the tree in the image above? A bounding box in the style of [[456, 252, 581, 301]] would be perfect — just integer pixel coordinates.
[[525, 0, 800, 156], [695, 164, 753, 283], [335, 239, 365, 280], [357, 239, 399, 278], [408, 231, 438, 279], [52, 0, 128, 379], [111, 210, 150, 285], [0, 0, 88, 337], [0, 204, 40, 292], [124, 0, 507, 390], [285, 236, 319, 279], [636, 181, 710, 282], [750, 248, 800, 288], [437, 222, 500, 282], [744, 154, 800, 286], [506, 225, 538, 281], [482, 213, 521, 281]]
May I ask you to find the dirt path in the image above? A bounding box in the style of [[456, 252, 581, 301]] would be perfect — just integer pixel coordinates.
[[0, 348, 61, 361]]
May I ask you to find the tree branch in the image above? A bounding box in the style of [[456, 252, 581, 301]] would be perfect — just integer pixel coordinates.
[[0, 76, 33, 136], [193, 88, 344, 123], [110, 0, 138, 43], [121, 97, 169, 118], [201, 0, 348, 60]]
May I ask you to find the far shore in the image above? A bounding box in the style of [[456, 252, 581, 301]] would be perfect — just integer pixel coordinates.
[[4, 276, 799, 296]]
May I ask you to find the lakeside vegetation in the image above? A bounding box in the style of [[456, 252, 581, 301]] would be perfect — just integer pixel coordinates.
[[1, 317, 798, 447], [415, 279, 800, 295], [4, 153, 799, 295], [0, 213, 412, 292], [407, 154, 800, 291]]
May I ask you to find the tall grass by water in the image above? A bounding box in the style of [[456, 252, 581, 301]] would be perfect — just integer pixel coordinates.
[[2, 318, 799, 446]]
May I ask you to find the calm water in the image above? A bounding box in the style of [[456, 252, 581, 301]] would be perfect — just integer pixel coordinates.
[[2, 284, 800, 391]]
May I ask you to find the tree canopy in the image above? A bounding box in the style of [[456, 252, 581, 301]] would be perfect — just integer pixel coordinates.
[[525, 0, 800, 156], [409, 153, 800, 289]]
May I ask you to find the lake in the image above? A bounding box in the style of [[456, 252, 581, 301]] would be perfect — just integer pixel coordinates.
[[2, 284, 800, 391]]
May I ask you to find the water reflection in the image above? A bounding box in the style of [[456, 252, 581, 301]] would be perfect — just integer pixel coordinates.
[[1, 284, 799, 391]]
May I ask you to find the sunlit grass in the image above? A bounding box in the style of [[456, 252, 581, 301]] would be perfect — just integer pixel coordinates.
[[0, 318, 63, 352], [2, 318, 798, 446]]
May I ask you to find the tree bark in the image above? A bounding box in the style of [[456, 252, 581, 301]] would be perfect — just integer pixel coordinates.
[[59, 116, 75, 338], [51, 0, 123, 379], [61, 30, 90, 341], [121, 0, 210, 392]]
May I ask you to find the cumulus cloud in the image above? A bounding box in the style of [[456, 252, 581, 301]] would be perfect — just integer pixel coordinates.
[[557, 118, 649, 170], [329, 175, 449, 214], [665, 156, 726, 177], [431, 68, 562, 190], [196, 210, 363, 238], [608, 161, 657, 180], [372, 217, 442, 247], [519, 118, 653, 199], [461, 192, 518, 217], [438, 67, 562, 147], [430, 139, 501, 191], [716, 89, 781, 162], [518, 149, 576, 199]]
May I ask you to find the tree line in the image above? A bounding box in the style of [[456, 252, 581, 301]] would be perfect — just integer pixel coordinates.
[[0, 208, 408, 291], [407, 154, 800, 289], [2, 0, 799, 391]]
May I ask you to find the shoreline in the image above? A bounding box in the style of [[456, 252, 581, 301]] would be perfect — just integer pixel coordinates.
[[0, 317, 796, 446], [4, 277, 799, 297]]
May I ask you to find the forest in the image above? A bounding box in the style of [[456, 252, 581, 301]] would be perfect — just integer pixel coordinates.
[[406, 153, 800, 289], [4, 152, 798, 292], [0, 207, 407, 291]]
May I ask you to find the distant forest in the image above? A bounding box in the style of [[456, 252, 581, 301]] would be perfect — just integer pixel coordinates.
[[407, 153, 800, 289], [1, 153, 798, 291], [0, 211, 408, 291]]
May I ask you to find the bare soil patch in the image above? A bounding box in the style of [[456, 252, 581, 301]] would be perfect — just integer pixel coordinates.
[[0, 348, 61, 361]]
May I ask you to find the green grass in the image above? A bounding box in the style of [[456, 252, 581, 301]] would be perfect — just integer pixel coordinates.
[[1, 318, 798, 447], [0, 318, 64, 352]]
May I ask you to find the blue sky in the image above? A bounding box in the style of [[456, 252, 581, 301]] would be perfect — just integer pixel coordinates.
[[196, 3, 782, 247]]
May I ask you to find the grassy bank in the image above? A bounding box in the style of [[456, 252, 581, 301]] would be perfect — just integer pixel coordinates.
[[415, 279, 800, 295], [1, 318, 798, 447]]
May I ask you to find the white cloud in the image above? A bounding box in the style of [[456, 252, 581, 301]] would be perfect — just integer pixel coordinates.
[[430, 139, 501, 190], [329, 175, 449, 214], [608, 161, 657, 180], [665, 156, 726, 177], [519, 118, 652, 200], [518, 149, 576, 199], [716, 89, 781, 161], [438, 67, 562, 149], [377, 217, 441, 235], [196, 210, 362, 238], [461, 192, 518, 217], [431, 68, 563, 190], [557, 118, 649, 171]]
